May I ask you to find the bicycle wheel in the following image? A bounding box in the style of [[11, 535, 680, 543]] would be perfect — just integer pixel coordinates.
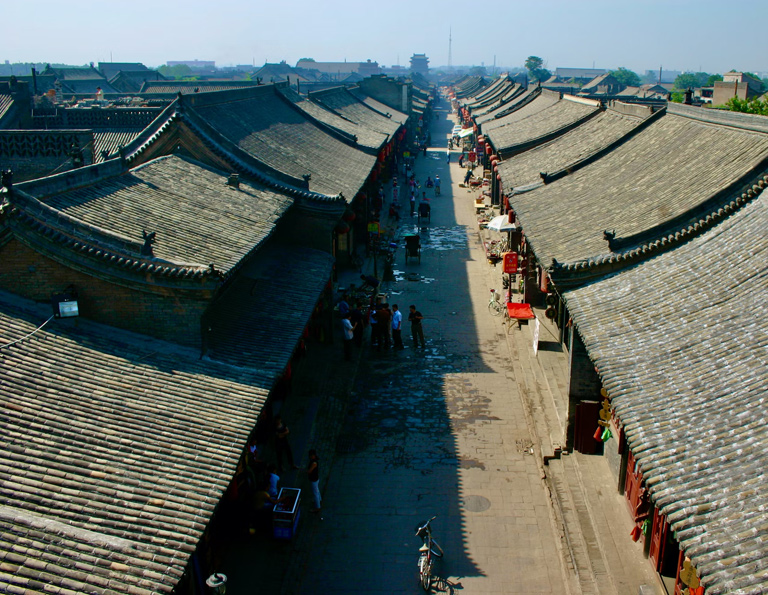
[[430, 539, 444, 558], [488, 300, 503, 316], [420, 556, 432, 591]]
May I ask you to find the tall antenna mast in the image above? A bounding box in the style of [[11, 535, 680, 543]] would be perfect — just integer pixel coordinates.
[[448, 27, 453, 70]]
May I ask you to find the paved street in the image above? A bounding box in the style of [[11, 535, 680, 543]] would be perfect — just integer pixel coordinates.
[[293, 100, 567, 594]]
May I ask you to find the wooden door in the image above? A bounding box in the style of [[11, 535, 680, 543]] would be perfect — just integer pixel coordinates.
[[649, 508, 666, 571]]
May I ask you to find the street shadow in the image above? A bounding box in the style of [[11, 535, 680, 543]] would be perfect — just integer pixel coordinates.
[[299, 94, 503, 593]]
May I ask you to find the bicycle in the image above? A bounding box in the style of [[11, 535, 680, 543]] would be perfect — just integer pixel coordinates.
[[415, 516, 444, 591], [488, 288, 504, 316]]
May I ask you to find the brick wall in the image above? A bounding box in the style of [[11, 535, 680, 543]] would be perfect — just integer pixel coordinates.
[[0, 239, 211, 348], [358, 76, 411, 114]]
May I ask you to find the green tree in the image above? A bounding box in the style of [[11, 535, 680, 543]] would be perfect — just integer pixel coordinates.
[[524, 56, 551, 82], [670, 91, 685, 103], [157, 64, 192, 79], [724, 96, 768, 115], [707, 73, 723, 86], [674, 72, 716, 90], [609, 67, 641, 87]]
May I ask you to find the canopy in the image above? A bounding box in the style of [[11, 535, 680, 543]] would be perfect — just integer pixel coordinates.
[[487, 215, 516, 232], [458, 127, 475, 138]]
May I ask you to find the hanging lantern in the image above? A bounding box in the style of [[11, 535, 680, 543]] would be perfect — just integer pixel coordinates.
[[342, 208, 356, 222], [335, 221, 350, 234]]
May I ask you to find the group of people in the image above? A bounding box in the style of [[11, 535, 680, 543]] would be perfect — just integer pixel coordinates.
[[245, 414, 323, 532], [340, 295, 427, 357]]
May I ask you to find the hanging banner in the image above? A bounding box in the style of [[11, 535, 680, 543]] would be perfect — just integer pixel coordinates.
[[533, 317, 541, 356]]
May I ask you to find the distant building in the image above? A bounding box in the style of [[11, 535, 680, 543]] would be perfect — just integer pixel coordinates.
[[166, 60, 216, 70], [712, 71, 764, 106], [410, 54, 429, 77], [555, 67, 606, 82], [295, 59, 381, 79]]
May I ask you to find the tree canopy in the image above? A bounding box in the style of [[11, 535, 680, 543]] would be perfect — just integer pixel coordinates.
[[673, 72, 714, 90], [157, 64, 192, 79], [524, 56, 550, 83], [723, 96, 768, 116], [610, 67, 640, 87]]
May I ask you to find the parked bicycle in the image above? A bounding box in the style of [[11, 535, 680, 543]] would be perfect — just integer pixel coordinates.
[[488, 288, 504, 316], [415, 516, 444, 591]]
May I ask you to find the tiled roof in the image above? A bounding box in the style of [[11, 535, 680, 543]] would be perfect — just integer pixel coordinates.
[[280, 87, 386, 151], [0, 290, 271, 595], [471, 85, 525, 119], [0, 94, 13, 123], [188, 86, 377, 200], [92, 129, 144, 161], [22, 154, 294, 274], [453, 76, 486, 98], [347, 89, 408, 125], [308, 87, 401, 139], [205, 243, 334, 369], [498, 103, 651, 189], [465, 81, 517, 111], [474, 86, 542, 125], [484, 97, 599, 154], [564, 189, 768, 595], [509, 108, 768, 269], [139, 81, 260, 95], [480, 90, 563, 133]]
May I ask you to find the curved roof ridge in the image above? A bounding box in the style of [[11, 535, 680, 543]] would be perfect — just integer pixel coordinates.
[[669, 102, 768, 134], [550, 172, 768, 281], [2, 186, 218, 281], [122, 95, 343, 204]]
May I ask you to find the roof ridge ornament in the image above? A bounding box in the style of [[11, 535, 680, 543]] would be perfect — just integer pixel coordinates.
[[141, 229, 156, 257]]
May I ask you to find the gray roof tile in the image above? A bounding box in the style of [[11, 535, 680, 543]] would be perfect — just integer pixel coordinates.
[[509, 109, 768, 268], [498, 103, 651, 188], [484, 97, 599, 153], [564, 188, 768, 594], [187, 86, 377, 200], [21, 154, 294, 273], [0, 290, 272, 594]]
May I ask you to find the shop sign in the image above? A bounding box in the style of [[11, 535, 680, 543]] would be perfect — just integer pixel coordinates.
[[367, 222, 380, 234]]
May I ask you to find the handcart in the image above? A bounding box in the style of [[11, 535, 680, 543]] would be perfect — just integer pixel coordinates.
[[404, 234, 421, 264], [417, 201, 431, 224], [273, 487, 301, 540], [504, 302, 535, 330]]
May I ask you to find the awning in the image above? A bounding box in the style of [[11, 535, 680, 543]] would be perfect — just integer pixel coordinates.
[[458, 127, 475, 138]]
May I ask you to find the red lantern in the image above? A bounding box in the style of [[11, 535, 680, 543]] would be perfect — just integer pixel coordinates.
[[486, 144, 492, 154], [508, 210, 515, 224], [335, 221, 350, 234]]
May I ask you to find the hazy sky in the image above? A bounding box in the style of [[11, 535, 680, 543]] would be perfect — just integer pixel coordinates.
[[5, 0, 766, 74]]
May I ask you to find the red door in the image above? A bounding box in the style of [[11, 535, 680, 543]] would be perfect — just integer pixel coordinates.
[[649, 508, 666, 571], [624, 450, 643, 514]]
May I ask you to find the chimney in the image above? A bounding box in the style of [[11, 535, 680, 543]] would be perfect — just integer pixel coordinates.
[[227, 173, 240, 189]]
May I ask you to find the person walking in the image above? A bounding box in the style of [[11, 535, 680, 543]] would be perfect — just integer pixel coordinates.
[[378, 303, 392, 349], [341, 312, 356, 361], [434, 175, 441, 196], [368, 304, 379, 349], [274, 415, 299, 472], [410, 193, 416, 217], [391, 304, 404, 349], [350, 301, 364, 347], [408, 305, 426, 348], [305, 449, 321, 513]]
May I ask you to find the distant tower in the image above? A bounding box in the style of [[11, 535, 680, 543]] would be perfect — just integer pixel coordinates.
[[448, 27, 452, 70], [409, 54, 429, 77]]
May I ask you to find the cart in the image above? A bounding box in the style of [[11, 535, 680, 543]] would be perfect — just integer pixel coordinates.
[[417, 201, 431, 224], [404, 234, 421, 264], [273, 487, 301, 540], [504, 302, 535, 331]]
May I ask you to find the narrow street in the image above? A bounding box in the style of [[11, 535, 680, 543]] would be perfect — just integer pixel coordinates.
[[293, 98, 567, 593]]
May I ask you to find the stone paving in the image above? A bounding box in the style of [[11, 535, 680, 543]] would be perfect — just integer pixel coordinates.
[[287, 101, 566, 594], [219, 95, 662, 595]]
